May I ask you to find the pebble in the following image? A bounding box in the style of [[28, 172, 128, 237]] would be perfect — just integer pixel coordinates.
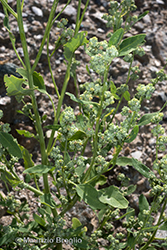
[[31, 6, 43, 17], [131, 151, 142, 160]]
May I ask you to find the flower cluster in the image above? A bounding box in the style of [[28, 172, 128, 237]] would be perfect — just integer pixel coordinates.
[[136, 83, 155, 99], [128, 98, 141, 111], [85, 37, 118, 75]]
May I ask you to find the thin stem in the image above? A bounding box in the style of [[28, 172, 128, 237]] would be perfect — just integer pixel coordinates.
[[31, 0, 59, 73], [17, 0, 49, 194], [0, 0, 18, 19]]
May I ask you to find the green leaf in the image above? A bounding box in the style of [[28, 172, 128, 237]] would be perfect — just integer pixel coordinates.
[[0, 169, 22, 188], [33, 71, 46, 90], [138, 11, 149, 22], [119, 34, 146, 56], [125, 125, 139, 143], [21, 146, 34, 169], [138, 112, 159, 126], [125, 185, 136, 196], [75, 165, 86, 176], [72, 217, 82, 229], [98, 185, 129, 209], [23, 164, 54, 174], [33, 213, 46, 227], [76, 183, 106, 210], [98, 207, 108, 222], [4, 74, 35, 100], [125, 207, 135, 221], [66, 92, 99, 107], [159, 221, 167, 230], [0, 131, 22, 158], [109, 28, 124, 47], [40, 193, 56, 209], [123, 90, 130, 101], [16, 129, 36, 138], [127, 234, 135, 248], [139, 194, 149, 212], [68, 130, 87, 141], [16, 68, 28, 78], [64, 31, 88, 61], [116, 157, 154, 178]]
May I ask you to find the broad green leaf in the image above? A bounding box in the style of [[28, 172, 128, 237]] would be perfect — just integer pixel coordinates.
[[4, 74, 35, 99], [98, 185, 129, 209], [64, 31, 88, 61], [68, 130, 87, 141], [33, 71, 46, 90], [0, 131, 22, 158], [138, 112, 159, 126], [109, 28, 124, 47], [33, 213, 46, 227], [159, 221, 167, 230], [40, 194, 56, 209], [16, 129, 36, 138], [123, 90, 130, 101], [76, 183, 106, 210], [116, 157, 154, 178], [98, 207, 108, 222], [119, 34, 146, 56], [139, 194, 149, 212], [125, 125, 139, 143], [23, 164, 54, 174]]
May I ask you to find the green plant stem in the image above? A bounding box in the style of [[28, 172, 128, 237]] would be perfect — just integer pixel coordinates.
[[111, 56, 133, 123], [16, 0, 49, 194], [31, 0, 59, 73], [82, 67, 109, 183], [47, 58, 72, 154], [139, 197, 167, 250], [0, 0, 17, 19]]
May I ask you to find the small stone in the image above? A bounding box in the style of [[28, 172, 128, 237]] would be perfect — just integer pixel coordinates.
[[31, 6, 43, 17], [131, 150, 142, 160]]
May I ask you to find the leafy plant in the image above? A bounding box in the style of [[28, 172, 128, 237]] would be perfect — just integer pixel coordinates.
[[0, 0, 167, 249]]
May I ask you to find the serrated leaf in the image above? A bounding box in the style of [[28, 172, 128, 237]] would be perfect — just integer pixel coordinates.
[[138, 112, 159, 126], [76, 183, 106, 210], [0, 131, 22, 158], [125, 125, 139, 143], [98, 185, 129, 209], [16, 129, 36, 138], [64, 31, 88, 61], [23, 164, 54, 174], [119, 34, 146, 56], [109, 28, 124, 47], [4, 74, 35, 98], [33, 213, 46, 227]]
